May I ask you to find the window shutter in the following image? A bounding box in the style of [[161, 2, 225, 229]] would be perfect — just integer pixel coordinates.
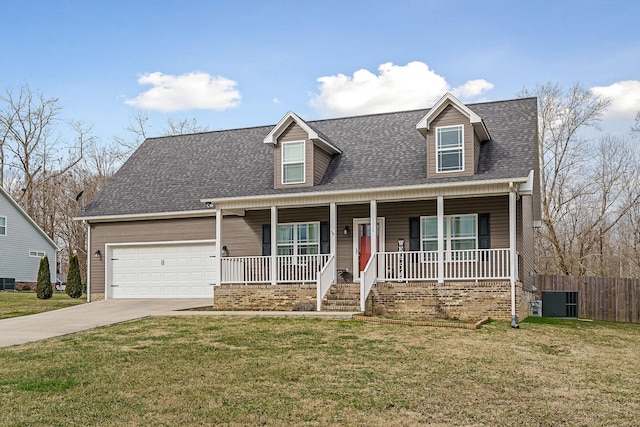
[[409, 217, 420, 251], [320, 222, 330, 254], [478, 213, 490, 249], [262, 224, 271, 256]]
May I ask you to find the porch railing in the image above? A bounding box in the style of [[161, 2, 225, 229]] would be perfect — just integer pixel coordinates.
[[378, 248, 512, 281], [221, 256, 271, 284], [220, 254, 331, 284], [360, 254, 377, 312], [317, 255, 336, 311]]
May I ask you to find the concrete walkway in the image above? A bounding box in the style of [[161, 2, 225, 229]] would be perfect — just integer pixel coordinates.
[[0, 299, 359, 348], [0, 299, 208, 348]]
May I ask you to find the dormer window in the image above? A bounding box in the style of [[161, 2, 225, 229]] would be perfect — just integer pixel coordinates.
[[436, 125, 464, 173], [282, 140, 305, 184]]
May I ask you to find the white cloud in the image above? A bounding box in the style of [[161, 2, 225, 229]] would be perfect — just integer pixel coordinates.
[[590, 80, 640, 119], [452, 79, 495, 99], [309, 61, 493, 117], [125, 72, 241, 112]]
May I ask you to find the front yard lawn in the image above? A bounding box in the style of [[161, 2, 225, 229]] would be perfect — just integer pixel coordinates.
[[0, 291, 85, 319], [1, 316, 639, 426]]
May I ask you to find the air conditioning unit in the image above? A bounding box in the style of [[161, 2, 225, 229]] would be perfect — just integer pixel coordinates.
[[530, 300, 542, 317]]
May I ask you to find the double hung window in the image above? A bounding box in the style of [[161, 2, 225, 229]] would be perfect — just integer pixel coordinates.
[[0, 217, 5, 236], [282, 141, 305, 184], [277, 222, 319, 256], [436, 125, 464, 172], [420, 215, 477, 260]]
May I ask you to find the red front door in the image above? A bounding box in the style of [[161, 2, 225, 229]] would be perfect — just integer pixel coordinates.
[[359, 224, 372, 272]]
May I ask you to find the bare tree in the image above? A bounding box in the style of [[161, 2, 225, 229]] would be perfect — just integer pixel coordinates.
[[112, 110, 150, 157], [518, 82, 611, 275], [632, 110, 640, 136], [164, 116, 209, 136], [0, 84, 90, 236]]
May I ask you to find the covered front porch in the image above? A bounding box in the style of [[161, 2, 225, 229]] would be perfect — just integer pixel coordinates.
[[209, 182, 528, 317]]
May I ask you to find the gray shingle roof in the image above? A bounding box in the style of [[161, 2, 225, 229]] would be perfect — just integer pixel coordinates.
[[79, 97, 537, 217]]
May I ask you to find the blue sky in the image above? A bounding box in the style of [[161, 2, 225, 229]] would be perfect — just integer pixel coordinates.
[[1, 0, 638, 143]]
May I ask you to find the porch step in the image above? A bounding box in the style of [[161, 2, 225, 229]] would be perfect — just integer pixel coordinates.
[[322, 283, 360, 312]]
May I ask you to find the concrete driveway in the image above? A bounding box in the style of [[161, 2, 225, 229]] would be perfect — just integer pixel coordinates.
[[0, 299, 208, 348]]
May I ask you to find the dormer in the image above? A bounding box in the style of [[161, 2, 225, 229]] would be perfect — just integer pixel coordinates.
[[264, 111, 341, 189], [416, 93, 490, 178]]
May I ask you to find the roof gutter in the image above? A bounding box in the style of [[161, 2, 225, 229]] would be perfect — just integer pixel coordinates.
[[201, 176, 531, 207], [74, 208, 217, 223]]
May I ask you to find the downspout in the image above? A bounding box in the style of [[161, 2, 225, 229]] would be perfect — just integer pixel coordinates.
[[509, 182, 519, 328], [86, 221, 91, 303]]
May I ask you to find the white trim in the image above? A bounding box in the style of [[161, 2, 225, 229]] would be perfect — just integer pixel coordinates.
[[437, 196, 444, 283], [518, 169, 535, 194], [104, 239, 216, 300], [281, 140, 306, 185], [204, 176, 530, 209], [352, 217, 385, 281], [509, 184, 517, 322], [270, 206, 277, 286], [435, 124, 464, 173], [276, 221, 321, 256], [75, 208, 216, 223], [215, 209, 223, 286], [416, 92, 490, 141], [263, 111, 341, 154], [86, 223, 91, 302]]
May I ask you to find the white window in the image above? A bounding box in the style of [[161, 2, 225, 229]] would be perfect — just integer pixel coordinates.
[[0, 217, 5, 236], [29, 250, 46, 258], [420, 215, 477, 259], [282, 141, 305, 184], [277, 222, 319, 255], [436, 125, 464, 172]]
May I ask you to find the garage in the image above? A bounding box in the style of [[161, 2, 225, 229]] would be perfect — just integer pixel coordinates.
[[109, 241, 215, 299]]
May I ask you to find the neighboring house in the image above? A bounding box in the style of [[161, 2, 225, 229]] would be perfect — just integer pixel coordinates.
[[77, 93, 540, 323], [0, 186, 57, 289]]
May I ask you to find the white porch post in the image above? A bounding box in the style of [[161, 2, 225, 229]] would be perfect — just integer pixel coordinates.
[[437, 195, 445, 284], [271, 205, 278, 286], [86, 222, 91, 302], [509, 185, 518, 327], [330, 202, 337, 278], [215, 208, 223, 286], [370, 200, 378, 256]]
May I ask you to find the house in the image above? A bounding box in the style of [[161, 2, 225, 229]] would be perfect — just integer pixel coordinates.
[[77, 93, 540, 323], [0, 186, 58, 290]]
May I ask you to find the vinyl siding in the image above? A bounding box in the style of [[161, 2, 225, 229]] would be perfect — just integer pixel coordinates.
[[426, 105, 476, 178], [0, 194, 56, 282], [519, 195, 534, 289], [90, 217, 215, 294], [219, 196, 516, 276], [273, 123, 314, 189], [314, 145, 333, 185]]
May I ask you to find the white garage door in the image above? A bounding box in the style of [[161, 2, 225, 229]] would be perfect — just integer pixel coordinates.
[[110, 242, 215, 299]]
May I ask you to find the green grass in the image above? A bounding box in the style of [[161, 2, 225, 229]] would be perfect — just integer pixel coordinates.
[[0, 316, 639, 426], [0, 291, 85, 319]]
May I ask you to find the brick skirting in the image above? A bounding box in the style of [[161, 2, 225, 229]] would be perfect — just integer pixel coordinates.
[[213, 284, 317, 311], [212, 281, 536, 321], [366, 281, 535, 321]]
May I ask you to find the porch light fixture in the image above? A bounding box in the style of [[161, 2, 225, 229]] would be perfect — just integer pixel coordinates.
[[221, 246, 229, 257], [343, 225, 350, 235], [93, 249, 101, 259]]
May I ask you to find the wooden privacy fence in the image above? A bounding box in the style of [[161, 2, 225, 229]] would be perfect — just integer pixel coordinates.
[[535, 275, 640, 323]]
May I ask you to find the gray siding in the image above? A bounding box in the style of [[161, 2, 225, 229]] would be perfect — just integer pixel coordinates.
[[0, 193, 57, 282]]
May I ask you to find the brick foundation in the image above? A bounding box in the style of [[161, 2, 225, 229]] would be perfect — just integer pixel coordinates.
[[366, 281, 535, 322], [213, 284, 317, 311]]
